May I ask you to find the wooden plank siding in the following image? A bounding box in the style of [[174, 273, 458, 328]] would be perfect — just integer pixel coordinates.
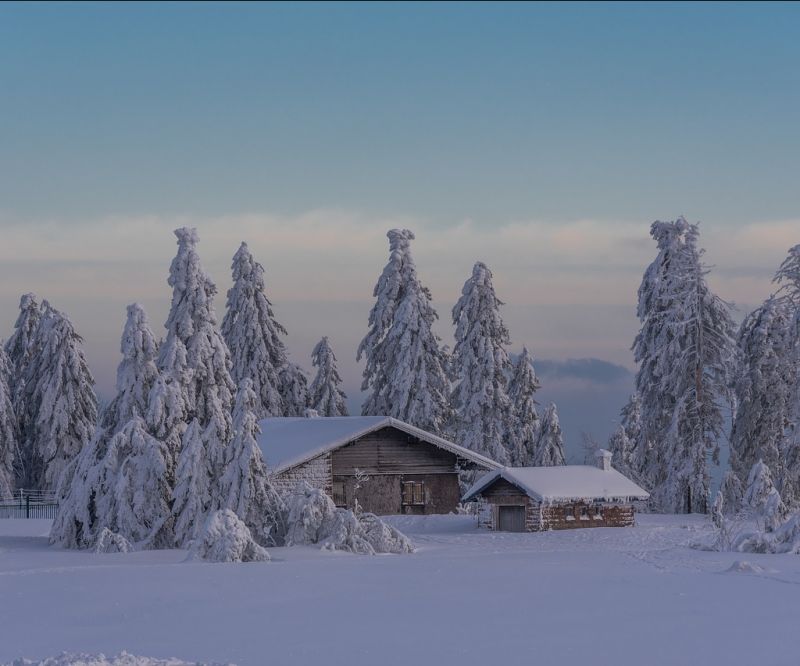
[[479, 477, 637, 532], [331, 428, 457, 476], [273, 426, 464, 516]]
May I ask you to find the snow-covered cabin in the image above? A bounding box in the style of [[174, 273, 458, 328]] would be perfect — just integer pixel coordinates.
[[257, 415, 500, 515], [462, 450, 650, 532]]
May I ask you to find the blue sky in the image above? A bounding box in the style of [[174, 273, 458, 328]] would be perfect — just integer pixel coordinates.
[[2, 2, 799, 223], [0, 3, 798, 455]]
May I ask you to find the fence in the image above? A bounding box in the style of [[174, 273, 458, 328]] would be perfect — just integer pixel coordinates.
[[0, 489, 58, 519]]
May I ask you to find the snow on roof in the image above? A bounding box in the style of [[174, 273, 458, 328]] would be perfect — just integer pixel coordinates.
[[462, 465, 650, 503], [257, 416, 501, 474]]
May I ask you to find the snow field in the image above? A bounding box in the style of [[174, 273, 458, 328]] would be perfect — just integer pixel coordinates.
[[1, 515, 798, 666]]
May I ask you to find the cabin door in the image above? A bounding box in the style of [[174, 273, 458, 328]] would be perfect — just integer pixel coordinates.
[[497, 505, 526, 532]]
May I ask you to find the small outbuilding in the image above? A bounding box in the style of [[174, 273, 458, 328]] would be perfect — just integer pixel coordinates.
[[258, 414, 500, 516], [462, 450, 650, 532]]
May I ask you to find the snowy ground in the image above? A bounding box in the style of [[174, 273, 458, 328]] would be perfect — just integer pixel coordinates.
[[0, 515, 798, 666]]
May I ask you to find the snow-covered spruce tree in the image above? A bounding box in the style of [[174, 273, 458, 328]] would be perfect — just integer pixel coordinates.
[[103, 304, 160, 434], [16, 302, 97, 491], [4, 293, 43, 399], [772, 244, 800, 502], [308, 337, 348, 417], [280, 361, 309, 417], [357, 229, 452, 433], [608, 395, 646, 482], [742, 460, 788, 532], [507, 347, 540, 466], [729, 296, 794, 502], [172, 419, 211, 545], [51, 304, 172, 549], [0, 348, 18, 497], [221, 242, 288, 418], [532, 403, 566, 466], [219, 379, 285, 546], [719, 470, 744, 515], [159, 227, 235, 436], [632, 219, 735, 513], [451, 261, 514, 464], [111, 417, 173, 547]]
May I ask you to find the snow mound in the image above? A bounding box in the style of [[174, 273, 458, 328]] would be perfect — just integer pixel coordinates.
[[93, 529, 133, 554], [7, 652, 233, 665], [725, 560, 765, 574], [284, 482, 414, 554], [186, 510, 269, 563]]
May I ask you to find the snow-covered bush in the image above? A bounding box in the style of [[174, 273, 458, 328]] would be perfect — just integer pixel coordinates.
[[359, 512, 414, 554], [284, 482, 414, 554], [93, 529, 133, 554], [742, 460, 787, 529], [187, 510, 270, 563]]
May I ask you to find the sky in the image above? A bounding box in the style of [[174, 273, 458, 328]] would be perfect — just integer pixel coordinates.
[[0, 2, 798, 454]]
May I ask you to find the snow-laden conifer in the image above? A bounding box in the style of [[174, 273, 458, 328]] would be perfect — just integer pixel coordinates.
[[51, 306, 171, 549], [632, 219, 735, 513], [743, 460, 788, 532], [4, 293, 42, 400], [221, 242, 288, 418], [219, 379, 285, 546], [280, 361, 309, 417], [772, 244, 800, 501], [308, 337, 348, 417], [729, 296, 794, 502], [357, 229, 451, 433], [608, 395, 646, 483], [532, 402, 566, 466], [0, 348, 18, 497], [103, 304, 160, 435], [104, 417, 173, 548], [158, 227, 235, 439], [719, 470, 744, 516], [172, 419, 211, 546], [17, 303, 97, 491], [451, 261, 514, 464], [507, 347, 540, 466]]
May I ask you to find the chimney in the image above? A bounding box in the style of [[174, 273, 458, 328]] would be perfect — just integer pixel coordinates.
[[595, 448, 612, 471], [304, 408, 320, 419]]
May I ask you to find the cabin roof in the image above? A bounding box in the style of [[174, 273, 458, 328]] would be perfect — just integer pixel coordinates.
[[462, 465, 650, 503], [257, 416, 501, 474]]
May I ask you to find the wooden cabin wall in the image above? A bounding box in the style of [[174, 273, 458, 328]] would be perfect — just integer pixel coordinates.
[[331, 427, 458, 475], [336, 472, 461, 515], [479, 478, 637, 531], [535, 501, 635, 530], [274, 427, 466, 515]]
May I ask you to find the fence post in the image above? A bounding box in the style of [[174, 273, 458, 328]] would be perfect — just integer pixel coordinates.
[[26, 493, 30, 519]]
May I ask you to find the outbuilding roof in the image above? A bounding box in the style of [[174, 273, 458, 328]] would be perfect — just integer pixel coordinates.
[[257, 416, 501, 474], [462, 465, 650, 503]]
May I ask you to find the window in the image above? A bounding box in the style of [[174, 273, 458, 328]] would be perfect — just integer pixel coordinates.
[[332, 481, 346, 507], [593, 505, 603, 520], [564, 505, 575, 521], [402, 481, 425, 506], [580, 506, 589, 520]]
